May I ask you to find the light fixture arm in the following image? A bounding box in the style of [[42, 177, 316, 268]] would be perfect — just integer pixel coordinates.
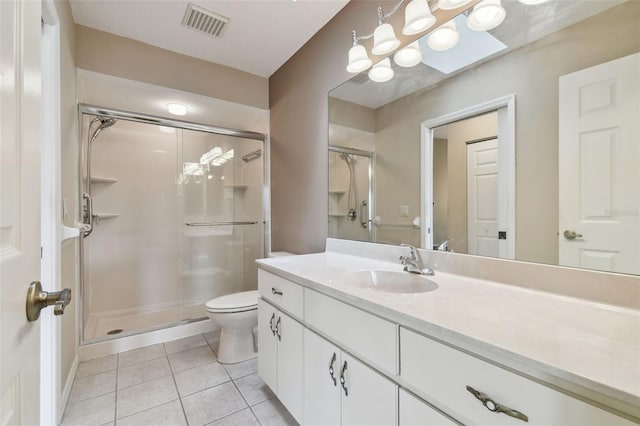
[[352, 0, 408, 43]]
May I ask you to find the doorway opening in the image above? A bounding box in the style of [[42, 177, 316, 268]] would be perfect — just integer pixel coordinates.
[[420, 95, 515, 259]]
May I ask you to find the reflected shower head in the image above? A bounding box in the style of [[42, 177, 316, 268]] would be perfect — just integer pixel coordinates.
[[89, 117, 117, 143]]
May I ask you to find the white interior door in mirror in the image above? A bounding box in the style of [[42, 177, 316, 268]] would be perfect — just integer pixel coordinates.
[[467, 139, 499, 257], [559, 53, 640, 274]]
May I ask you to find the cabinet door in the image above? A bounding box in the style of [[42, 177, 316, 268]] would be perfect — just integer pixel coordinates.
[[277, 311, 304, 423], [257, 298, 278, 392], [304, 329, 341, 426], [399, 389, 457, 426], [340, 352, 398, 426]]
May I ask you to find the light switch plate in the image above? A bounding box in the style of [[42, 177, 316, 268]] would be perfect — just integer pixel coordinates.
[[400, 205, 409, 217]]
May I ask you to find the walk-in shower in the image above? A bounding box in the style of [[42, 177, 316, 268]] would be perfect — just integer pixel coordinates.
[[79, 105, 266, 343], [328, 146, 374, 242]]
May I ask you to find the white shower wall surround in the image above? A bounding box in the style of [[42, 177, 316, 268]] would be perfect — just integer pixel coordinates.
[[81, 114, 265, 342]]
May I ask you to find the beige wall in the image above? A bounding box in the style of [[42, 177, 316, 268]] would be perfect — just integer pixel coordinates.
[[432, 138, 448, 246], [55, 0, 79, 397], [75, 25, 269, 110], [329, 97, 376, 133], [269, 1, 466, 254]]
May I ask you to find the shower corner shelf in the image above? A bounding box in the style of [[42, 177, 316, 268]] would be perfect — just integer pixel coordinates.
[[329, 212, 346, 218], [224, 184, 248, 190], [329, 190, 346, 196], [93, 213, 119, 220], [89, 176, 118, 184]]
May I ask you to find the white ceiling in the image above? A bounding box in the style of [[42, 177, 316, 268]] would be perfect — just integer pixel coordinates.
[[69, 0, 349, 78]]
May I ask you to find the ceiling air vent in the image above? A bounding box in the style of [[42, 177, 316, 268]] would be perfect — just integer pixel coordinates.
[[182, 3, 229, 37]]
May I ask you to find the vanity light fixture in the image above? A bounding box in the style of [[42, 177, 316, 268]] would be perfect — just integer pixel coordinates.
[[372, 7, 401, 56], [403, 0, 436, 35], [437, 0, 474, 10], [368, 58, 394, 83], [427, 20, 460, 51], [346, 31, 373, 73], [466, 0, 506, 31], [167, 103, 187, 116], [394, 41, 423, 67]]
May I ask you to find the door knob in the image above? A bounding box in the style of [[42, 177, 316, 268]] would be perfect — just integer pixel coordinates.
[[563, 230, 583, 240], [26, 281, 72, 321]]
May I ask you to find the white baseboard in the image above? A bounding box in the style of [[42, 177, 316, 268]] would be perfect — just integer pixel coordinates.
[[59, 354, 79, 423], [79, 319, 216, 361]]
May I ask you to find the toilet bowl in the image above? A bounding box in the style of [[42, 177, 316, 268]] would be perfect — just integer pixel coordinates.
[[206, 290, 259, 364]]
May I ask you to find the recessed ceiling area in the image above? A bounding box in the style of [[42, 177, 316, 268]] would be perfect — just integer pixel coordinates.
[[69, 0, 350, 78]]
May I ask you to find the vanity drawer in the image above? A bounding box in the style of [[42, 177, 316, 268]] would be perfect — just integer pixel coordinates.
[[258, 270, 304, 319], [305, 288, 397, 374], [400, 327, 634, 426]]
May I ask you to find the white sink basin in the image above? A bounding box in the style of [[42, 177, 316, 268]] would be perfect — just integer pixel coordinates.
[[335, 270, 438, 294]]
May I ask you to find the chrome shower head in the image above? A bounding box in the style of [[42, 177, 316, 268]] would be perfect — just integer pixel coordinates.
[[89, 117, 117, 143]]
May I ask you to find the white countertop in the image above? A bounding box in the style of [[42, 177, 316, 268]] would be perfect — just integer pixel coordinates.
[[257, 250, 640, 416]]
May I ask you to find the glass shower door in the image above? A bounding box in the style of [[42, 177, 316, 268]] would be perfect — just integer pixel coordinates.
[[180, 130, 264, 320]]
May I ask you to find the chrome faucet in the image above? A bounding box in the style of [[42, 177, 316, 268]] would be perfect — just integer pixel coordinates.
[[400, 244, 434, 276], [436, 239, 452, 251]]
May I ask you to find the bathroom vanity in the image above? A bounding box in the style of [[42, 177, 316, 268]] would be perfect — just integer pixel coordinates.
[[257, 239, 639, 425]]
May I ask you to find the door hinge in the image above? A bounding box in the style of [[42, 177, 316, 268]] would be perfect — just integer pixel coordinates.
[[41, 246, 43, 258]]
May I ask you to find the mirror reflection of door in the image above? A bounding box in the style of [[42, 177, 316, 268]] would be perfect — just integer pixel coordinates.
[[559, 53, 640, 275], [431, 111, 510, 256]]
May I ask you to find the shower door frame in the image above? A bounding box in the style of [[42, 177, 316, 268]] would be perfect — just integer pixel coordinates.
[[328, 145, 375, 242], [77, 103, 270, 346]]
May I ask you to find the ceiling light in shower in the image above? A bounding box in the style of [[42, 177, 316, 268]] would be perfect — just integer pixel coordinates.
[[467, 0, 506, 32], [368, 58, 394, 83], [518, 0, 549, 4], [394, 41, 423, 67], [167, 103, 188, 115], [427, 20, 459, 51]]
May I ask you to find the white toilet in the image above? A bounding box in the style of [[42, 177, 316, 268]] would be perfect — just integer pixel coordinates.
[[206, 290, 259, 364]]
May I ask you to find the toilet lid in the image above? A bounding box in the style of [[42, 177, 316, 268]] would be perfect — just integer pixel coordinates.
[[206, 290, 258, 312]]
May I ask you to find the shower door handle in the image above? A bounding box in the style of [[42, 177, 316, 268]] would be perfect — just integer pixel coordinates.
[[82, 192, 94, 237], [360, 200, 368, 228]]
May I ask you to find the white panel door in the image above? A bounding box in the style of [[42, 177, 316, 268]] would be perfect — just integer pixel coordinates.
[[0, 0, 42, 425], [257, 299, 277, 392], [340, 352, 397, 426], [467, 139, 499, 257], [559, 53, 640, 274], [276, 311, 303, 423], [303, 329, 341, 426]]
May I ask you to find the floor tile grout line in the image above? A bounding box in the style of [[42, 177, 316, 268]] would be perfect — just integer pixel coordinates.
[[169, 362, 190, 426], [229, 378, 264, 426], [114, 351, 120, 423]]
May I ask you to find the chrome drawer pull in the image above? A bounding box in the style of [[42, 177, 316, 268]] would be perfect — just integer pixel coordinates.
[[271, 287, 283, 296], [339, 360, 348, 396], [466, 385, 528, 422], [328, 352, 337, 386]]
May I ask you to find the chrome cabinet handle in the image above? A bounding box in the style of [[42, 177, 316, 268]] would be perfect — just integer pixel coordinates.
[[328, 352, 337, 386], [339, 360, 348, 396], [269, 312, 276, 336], [563, 230, 583, 240], [466, 386, 528, 422], [271, 287, 283, 296], [275, 316, 281, 341]]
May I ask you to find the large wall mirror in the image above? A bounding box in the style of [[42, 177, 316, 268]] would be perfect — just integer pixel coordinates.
[[328, 0, 639, 275]]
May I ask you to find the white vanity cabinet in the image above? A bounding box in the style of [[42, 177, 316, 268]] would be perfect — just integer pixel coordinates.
[[400, 327, 636, 426], [303, 328, 398, 426], [399, 389, 457, 426], [257, 298, 304, 423]]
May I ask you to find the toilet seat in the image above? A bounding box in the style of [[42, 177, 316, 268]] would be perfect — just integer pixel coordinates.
[[206, 290, 258, 313]]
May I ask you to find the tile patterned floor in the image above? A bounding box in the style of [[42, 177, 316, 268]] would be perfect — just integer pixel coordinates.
[[62, 332, 298, 426]]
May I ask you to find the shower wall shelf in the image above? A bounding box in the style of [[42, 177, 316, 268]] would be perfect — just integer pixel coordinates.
[[89, 176, 118, 184], [93, 213, 119, 220], [224, 184, 248, 190], [329, 190, 346, 196], [329, 213, 347, 217]]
